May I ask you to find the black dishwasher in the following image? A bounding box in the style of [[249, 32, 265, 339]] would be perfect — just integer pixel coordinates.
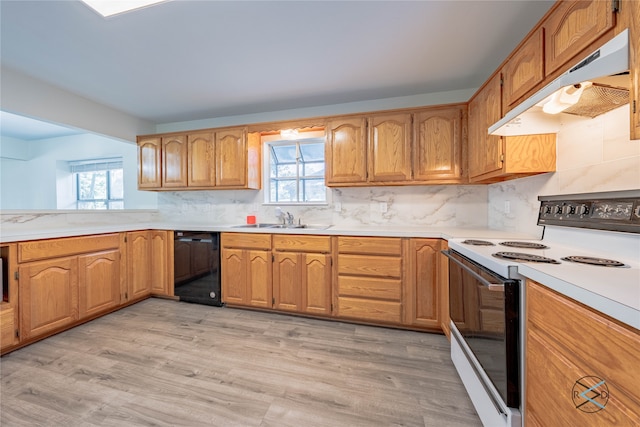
[[173, 231, 222, 306]]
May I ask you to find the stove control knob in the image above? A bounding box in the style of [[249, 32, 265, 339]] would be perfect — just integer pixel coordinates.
[[561, 205, 572, 215], [576, 205, 589, 215], [553, 205, 562, 215]]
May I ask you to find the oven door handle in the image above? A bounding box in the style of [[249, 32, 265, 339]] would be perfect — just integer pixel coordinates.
[[441, 250, 505, 291]]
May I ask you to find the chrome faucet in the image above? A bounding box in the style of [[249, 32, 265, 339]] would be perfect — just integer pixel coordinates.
[[285, 212, 294, 226]]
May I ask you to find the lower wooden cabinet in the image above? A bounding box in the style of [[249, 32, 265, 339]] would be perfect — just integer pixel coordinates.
[[221, 233, 272, 308], [272, 235, 332, 316], [78, 249, 120, 319], [19, 256, 79, 340], [526, 280, 640, 426], [335, 236, 403, 324], [126, 231, 152, 300], [404, 239, 441, 330], [1, 244, 19, 353]]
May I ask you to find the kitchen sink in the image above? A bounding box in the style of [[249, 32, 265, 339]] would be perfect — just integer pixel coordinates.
[[231, 223, 332, 230]]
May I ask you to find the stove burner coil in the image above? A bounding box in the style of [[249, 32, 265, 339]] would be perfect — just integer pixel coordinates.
[[461, 239, 495, 246], [561, 256, 626, 267], [500, 241, 549, 249], [492, 251, 560, 264]]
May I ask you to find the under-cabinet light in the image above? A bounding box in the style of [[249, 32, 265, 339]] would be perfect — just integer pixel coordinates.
[[80, 0, 169, 17]]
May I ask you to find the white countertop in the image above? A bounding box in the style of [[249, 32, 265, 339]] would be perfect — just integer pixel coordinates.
[[2, 221, 637, 329]]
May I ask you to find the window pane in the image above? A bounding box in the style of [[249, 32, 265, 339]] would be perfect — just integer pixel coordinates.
[[272, 145, 297, 163], [78, 201, 108, 209], [277, 180, 298, 202], [108, 201, 124, 209], [275, 163, 298, 178], [302, 179, 326, 202], [110, 169, 124, 199], [299, 142, 324, 162], [303, 162, 325, 176], [78, 171, 107, 200]]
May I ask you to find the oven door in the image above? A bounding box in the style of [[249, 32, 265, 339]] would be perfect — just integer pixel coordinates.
[[443, 250, 521, 419]]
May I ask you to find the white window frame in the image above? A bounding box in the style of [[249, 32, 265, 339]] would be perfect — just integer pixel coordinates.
[[262, 136, 330, 206], [69, 157, 124, 210]]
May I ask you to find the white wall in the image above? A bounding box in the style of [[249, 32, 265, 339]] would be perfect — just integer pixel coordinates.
[[0, 133, 158, 210], [0, 66, 156, 143], [488, 105, 640, 235]]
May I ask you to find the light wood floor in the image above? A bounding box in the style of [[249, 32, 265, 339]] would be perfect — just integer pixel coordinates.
[[1, 299, 481, 426]]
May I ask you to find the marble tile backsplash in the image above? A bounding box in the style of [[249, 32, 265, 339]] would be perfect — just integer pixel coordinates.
[[156, 185, 489, 228], [489, 106, 640, 235]]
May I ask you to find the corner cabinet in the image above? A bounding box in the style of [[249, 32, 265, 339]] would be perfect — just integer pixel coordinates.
[[137, 126, 260, 190], [468, 72, 556, 183], [525, 280, 640, 426]]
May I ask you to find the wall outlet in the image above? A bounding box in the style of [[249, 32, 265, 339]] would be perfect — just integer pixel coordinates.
[[379, 202, 388, 213], [334, 202, 342, 212]]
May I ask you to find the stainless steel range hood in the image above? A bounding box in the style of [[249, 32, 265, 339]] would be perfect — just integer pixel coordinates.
[[489, 29, 629, 136]]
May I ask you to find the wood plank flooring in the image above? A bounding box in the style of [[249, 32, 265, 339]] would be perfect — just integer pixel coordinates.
[[0, 299, 481, 426]]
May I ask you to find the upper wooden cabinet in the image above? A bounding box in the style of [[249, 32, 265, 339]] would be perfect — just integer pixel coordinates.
[[468, 73, 503, 180], [543, 0, 616, 77], [413, 106, 464, 181], [137, 126, 260, 190], [368, 113, 412, 183], [502, 28, 545, 112], [138, 137, 162, 189], [187, 132, 216, 187], [162, 135, 188, 188], [325, 117, 368, 185], [216, 127, 248, 188], [326, 106, 466, 186]]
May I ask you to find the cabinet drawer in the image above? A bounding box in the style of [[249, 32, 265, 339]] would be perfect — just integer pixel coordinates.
[[18, 233, 121, 263], [338, 297, 401, 323], [272, 235, 331, 253], [338, 237, 402, 256], [221, 233, 271, 250], [338, 254, 401, 278], [338, 276, 401, 301]]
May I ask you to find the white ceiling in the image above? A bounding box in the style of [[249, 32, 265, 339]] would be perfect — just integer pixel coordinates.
[[1, 0, 554, 133]]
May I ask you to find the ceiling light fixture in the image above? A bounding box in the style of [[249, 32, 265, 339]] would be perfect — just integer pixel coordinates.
[[540, 82, 593, 115], [80, 0, 169, 18]]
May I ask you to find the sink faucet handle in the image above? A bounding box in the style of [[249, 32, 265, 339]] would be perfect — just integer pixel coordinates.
[[286, 211, 294, 225]]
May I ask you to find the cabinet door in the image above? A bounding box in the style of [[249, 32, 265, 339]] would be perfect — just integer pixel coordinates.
[[162, 135, 188, 188], [503, 28, 544, 111], [221, 248, 248, 305], [19, 257, 78, 340], [247, 250, 272, 308], [273, 252, 300, 312], [138, 137, 162, 189], [413, 107, 462, 181], [544, 0, 616, 76], [0, 308, 17, 351], [127, 231, 151, 300], [404, 239, 440, 329], [78, 249, 120, 319], [369, 113, 412, 182], [150, 231, 170, 296], [188, 132, 216, 187], [325, 117, 367, 184], [526, 281, 640, 426], [301, 253, 331, 316], [216, 127, 247, 187], [468, 73, 503, 179]]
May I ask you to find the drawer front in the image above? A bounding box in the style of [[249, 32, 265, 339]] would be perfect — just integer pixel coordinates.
[[272, 235, 331, 253], [338, 236, 402, 256], [338, 276, 401, 301], [338, 254, 401, 278], [221, 233, 271, 250], [337, 297, 402, 323], [18, 233, 121, 263]]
